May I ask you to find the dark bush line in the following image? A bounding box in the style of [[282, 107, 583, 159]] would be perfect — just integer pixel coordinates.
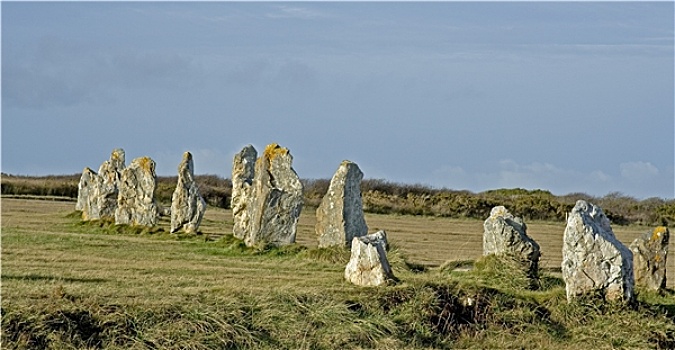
[[2, 174, 673, 226]]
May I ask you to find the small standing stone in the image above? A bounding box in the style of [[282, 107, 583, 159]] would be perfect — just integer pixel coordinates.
[[77, 167, 102, 220], [171, 152, 207, 234], [246, 143, 304, 247], [483, 206, 540, 278], [630, 226, 669, 291], [561, 200, 634, 303], [231, 145, 257, 239], [115, 156, 159, 226], [344, 230, 395, 287], [316, 160, 368, 248]]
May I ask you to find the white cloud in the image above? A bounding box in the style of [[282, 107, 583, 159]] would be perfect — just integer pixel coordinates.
[[265, 5, 327, 20], [620, 161, 660, 182]]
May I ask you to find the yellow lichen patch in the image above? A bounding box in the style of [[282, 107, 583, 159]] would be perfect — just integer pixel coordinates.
[[136, 157, 155, 174], [264, 143, 289, 161], [183, 151, 192, 161], [651, 226, 668, 241], [341, 160, 353, 166], [111, 149, 123, 161]]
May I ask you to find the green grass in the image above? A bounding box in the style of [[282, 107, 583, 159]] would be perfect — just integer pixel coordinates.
[[3, 198, 675, 349]]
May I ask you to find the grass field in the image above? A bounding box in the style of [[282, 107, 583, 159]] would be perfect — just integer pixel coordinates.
[[3, 198, 675, 349]]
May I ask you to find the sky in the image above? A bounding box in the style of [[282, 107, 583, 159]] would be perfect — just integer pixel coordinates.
[[2, 2, 673, 199]]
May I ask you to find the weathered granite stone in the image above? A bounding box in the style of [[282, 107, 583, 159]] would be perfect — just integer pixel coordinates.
[[115, 156, 159, 226], [483, 206, 540, 278], [631, 226, 669, 291], [246, 143, 303, 247], [345, 230, 395, 287], [77, 167, 102, 220], [96, 148, 126, 220], [171, 152, 206, 234], [562, 200, 634, 303], [231, 145, 257, 239], [316, 160, 368, 248]]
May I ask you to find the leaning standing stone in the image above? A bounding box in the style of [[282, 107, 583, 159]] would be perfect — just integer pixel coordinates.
[[115, 157, 159, 226], [316, 160, 368, 248], [96, 148, 126, 220], [231, 145, 257, 239], [561, 200, 634, 303], [630, 226, 669, 291], [345, 230, 395, 287], [171, 152, 207, 234], [77, 167, 102, 220], [246, 143, 304, 247], [483, 206, 540, 278]]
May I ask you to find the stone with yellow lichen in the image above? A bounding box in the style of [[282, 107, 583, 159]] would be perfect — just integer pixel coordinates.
[[115, 156, 159, 226], [630, 226, 669, 291], [245, 143, 303, 247]]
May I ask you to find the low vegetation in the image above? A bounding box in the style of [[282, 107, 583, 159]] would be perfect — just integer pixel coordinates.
[[3, 173, 674, 225], [2, 199, 675, 349]]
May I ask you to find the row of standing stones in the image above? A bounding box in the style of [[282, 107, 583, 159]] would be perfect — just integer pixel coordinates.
[[77, 146, 669, 301], [77, 149, 206, 234]]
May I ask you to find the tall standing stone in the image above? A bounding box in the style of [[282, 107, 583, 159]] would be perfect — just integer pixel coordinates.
[[561, 200, 634, 303], [231, 145, 257, 239], [115, 156, 159, 226], [316, 160, 368, 248], [97, 148, 126, 220], [344, 230, 395, 287], [77, 167, 102, 220], [171, 152, 207, 234], [483, 206, 540, 278], [246, 143, 303, 247], [630, 226, 669, 291]]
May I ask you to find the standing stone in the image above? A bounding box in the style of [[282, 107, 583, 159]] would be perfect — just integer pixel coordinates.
[[562, 200, 634, 303], [115, 157, 159, 226], [97, 148, 126, 220], [170, 152, 207, 234], [345, 230, 395, 287], [231, 145, 257, 239], [630, 226, 669, 291], [316, 160, 368, 248], [77, 167, 102, 220], [246, 143, 303, 247], [483, 206, 540, 278]]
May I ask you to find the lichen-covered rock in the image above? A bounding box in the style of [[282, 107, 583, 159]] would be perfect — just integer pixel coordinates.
[[77, 167, 102, 220], [96, 148, 126, 220], [171, 152, 206, 234], [115, 157, 159, 226], [483, 206, 540, 278], [231, 145, 257, 239], [344, 230, 395, 287], [562, 200, 634, 303], [631, 226, 669, 291], [246, 143, 303, 247], [316, 160, 368, 248]]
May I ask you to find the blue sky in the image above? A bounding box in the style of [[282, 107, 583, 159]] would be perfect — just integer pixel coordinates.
[[2, 2, 673, 199]]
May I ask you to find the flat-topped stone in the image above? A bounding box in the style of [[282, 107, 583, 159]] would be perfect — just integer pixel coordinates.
[[345, 230, 395, 287]]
